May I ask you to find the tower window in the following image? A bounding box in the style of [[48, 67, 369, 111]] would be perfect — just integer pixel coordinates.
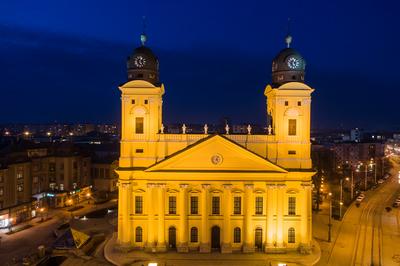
[[297, 101, 301, 106], [131, 99, 135, 104], [135, 117, 144, 134], [292, 75, 296, 80], [137, 73, 143, 78], [285, 101, 289, 106], [144, 99, 148, 104], [288, 119, 297, 136]]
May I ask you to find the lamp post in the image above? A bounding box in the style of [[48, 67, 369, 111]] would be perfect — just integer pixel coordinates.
[[339, 179, 343, 218], [328, 192, 332, 242], [339, 201, 343, 219]]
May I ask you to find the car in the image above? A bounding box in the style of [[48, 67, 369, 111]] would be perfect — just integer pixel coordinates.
[[356, 195, 365, 202], [378, 179, 384, 184], [393, 202, 399, 208]]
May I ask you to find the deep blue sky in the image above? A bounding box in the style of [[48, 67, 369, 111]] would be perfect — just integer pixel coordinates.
[[0, 0, 399, 130]]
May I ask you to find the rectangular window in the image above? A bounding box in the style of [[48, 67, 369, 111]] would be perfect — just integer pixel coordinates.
[[135, 117, 144, 134], [190, 227, 198, 242], [131, 99, 135, 104], [288, 197, 296, 215], [169, 196, 177, 214], [288, 150, 296, 155], [0, 187, 3, 196], [17, 184, 24, 192], [135, 196, 143, 214], [0, 174, 3, 183], [212, 196, 220, 215], [297, 101, 301, 106], [190, 196, 198, 214], [234, 227, 241, 243], [144, 99, 148, 104], [17, 172, 24, 179], [285, 101, 289, 106], [255, 196, 263, 215], [288, 119, 297, 136], [135, 149, 144, 153], [233, 196, 241, 214]]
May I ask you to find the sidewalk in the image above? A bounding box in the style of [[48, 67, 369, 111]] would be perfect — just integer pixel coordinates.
[[104, 233, 321, 266]]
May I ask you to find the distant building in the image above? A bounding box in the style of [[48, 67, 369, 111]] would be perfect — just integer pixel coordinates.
[[332, 142, 385, 167]]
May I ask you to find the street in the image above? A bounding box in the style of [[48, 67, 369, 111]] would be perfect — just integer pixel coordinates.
[[0, 200, 117, 265], [314, 160, 400, 266]]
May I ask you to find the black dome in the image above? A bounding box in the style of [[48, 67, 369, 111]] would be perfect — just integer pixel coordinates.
[[126, 37, 160, 85], [271, 37, 306, 86]]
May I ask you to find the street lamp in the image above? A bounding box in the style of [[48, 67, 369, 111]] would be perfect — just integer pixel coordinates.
[[339, 201, 343, 219], [86, 193, 91, 204], [328, 192, 332, 242]]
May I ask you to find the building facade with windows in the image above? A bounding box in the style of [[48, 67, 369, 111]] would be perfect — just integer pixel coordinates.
[[117, 34, 314, 253]]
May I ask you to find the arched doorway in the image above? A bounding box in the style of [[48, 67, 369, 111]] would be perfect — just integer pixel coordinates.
[[255, 228, 263, 251], [168, 227, 176, 249], [211, 226, 220, 250]]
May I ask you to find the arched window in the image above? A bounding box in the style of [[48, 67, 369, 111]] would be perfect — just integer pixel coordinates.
[[136, 226, 143, 242], [233, 227, 241, 243], [288, 227, 295, 243], [190, 227, 198, 243]]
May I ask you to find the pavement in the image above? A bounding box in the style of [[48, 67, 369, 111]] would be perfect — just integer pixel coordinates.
[[103, 232, 321, 266], [312, 160, 400, 266]]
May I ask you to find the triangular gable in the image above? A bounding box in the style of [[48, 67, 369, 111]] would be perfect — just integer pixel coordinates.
[[146, 135, 287, 173]]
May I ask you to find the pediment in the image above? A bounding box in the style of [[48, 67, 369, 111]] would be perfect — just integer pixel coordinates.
[[146, 135, 287, 173]]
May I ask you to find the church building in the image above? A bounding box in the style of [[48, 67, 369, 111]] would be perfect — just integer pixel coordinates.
[[116, 32, 314, 254]]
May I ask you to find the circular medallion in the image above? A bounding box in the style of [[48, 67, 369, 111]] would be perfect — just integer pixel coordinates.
[[211, 154, 223, 165]]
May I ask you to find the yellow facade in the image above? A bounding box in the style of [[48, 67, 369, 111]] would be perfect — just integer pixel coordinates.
[[116, 77, 315, 253]]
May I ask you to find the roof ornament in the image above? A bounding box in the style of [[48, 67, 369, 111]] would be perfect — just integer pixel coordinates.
[[204, 124, 208, 134], [225, 124, 230, 135], [285, 17, 292, 48], [140, 16, 147, 46]]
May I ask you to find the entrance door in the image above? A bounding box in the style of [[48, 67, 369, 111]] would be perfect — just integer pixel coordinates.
[[211, 226, 220, 250], [168, 227, 176, 249], [255, 228, 263, 251]]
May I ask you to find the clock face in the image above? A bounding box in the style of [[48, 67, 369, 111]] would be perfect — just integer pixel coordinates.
[[134, 56, 146, 68], [287, 57, 300, 69], [211, 154, 223, 165]]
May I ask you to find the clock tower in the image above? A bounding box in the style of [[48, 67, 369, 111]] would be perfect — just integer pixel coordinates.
[[271, 35, 306, 86], [127, 33, 160, 85], [265, 35, 313, 169]]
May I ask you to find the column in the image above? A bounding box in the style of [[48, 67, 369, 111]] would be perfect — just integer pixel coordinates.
[[145, 183, 156, 252], [276, 184, 285, 249], [200, 184, 211, 253], [117, 182, 131, 245], [300, 183, 312, 252], [265, 184, 275, 252], [156, 184, 167, 252], [243, 184, 254, 253], [222, 184, 232, 253], [177, 184, 189, 252]]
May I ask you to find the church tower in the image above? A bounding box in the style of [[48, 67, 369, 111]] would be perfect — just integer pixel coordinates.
[[119, 33, 164, 168], [265, 35, 313, 169]]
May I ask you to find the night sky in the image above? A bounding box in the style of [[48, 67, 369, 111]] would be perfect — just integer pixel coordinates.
[[0, 0, 399, 130]]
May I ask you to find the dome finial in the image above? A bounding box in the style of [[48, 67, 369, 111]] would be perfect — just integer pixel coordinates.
[[285, 17, 292, 48], [140, 16, 147, 46]]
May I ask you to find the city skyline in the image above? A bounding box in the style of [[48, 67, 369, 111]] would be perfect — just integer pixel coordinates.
[[1, 1, 399, 129]]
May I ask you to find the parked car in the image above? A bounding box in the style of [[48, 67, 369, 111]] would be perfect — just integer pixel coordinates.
[[378, 179, 384, 184]]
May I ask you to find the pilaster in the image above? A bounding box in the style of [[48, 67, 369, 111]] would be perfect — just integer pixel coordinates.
[[200, 184, 211, 253], [156, 184, 167, 252], [243, 184, 254, 253], [221, 184, 232, 253], [145, 183, 156, 252], [177, 184, 189, 253]]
